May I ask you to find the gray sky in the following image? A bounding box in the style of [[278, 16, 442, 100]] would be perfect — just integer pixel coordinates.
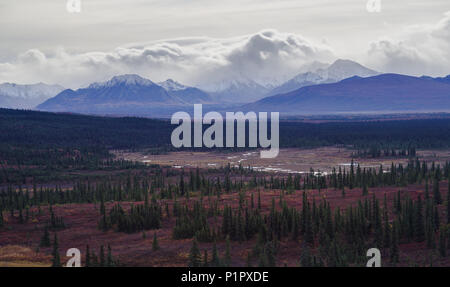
[[1, 0, 450, 88]]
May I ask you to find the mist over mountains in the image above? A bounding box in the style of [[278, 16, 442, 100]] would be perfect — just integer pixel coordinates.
[[0, 58, 448, 117], [0, 83, 64, 109], [36, 59, 384, 115], [266, 59, 379, 97]]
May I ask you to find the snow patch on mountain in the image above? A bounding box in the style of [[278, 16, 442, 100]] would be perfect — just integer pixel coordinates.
[[88, 74, 155, 89], [158, 79, 188, 91], [266, 59, 379, 97]]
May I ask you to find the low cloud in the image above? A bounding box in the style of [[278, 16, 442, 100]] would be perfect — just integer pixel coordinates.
[[0, 29, 334, 89], [367, 11, 450, 77], [2, 11, 450, 90]]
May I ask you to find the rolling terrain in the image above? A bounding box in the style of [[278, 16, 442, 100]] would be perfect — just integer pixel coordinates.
[[244, 74, 450, 114], [1, 109, 450, 267]]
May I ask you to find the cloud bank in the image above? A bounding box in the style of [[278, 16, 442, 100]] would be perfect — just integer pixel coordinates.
[[0, 30, 334, 89], [367, 11, 450, 76], [1, 11, 450, 89]]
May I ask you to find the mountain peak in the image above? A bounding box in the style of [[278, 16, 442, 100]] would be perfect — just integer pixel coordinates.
[[265, 59, 378, 97], [89, 74, 155, 89], [327, 59, 378, 80], [328, 59, 372, 71], [330, 58, 358, 66], [158, 79, 187, 91]]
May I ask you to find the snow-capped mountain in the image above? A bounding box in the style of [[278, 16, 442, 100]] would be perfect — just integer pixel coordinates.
[[158, 79, 213, 104], [202, 78, 270, 103], [0, 82, 64, 109], [266, 59, 378, 97], [37, 74, 180, 115], [267, 72, 327, 97], [326, 59, 379, 81], [37, 74, 215, 116], [158, 79, 188, 91], [88, 74, 156, 89]]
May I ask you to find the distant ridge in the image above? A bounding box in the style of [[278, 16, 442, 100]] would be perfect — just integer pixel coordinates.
[[158, 79, 213, 104], [244, 73, 450, 114], [37, 74, 213, 116], [266, 59, 379, 97]]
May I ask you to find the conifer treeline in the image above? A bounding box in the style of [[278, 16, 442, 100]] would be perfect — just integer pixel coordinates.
[[187, 185, 450, 267], [1, 160, 449, 223], [353, 145, 417, 159]]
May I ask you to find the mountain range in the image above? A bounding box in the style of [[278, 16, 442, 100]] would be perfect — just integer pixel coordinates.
[[200, 59, 379, 102], [0, 58, 448, 116], [158, 79, 212, 104], [266, 59, 379, 97], [243, 73, 450, 114], [37, 75, 213, 115], [35, 58, 379, 114], [202, 78, 270, 103]]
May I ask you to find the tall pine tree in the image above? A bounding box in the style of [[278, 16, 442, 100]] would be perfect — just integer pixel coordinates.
[[188, 237, 201, 267], [51, 234, 61, 267]]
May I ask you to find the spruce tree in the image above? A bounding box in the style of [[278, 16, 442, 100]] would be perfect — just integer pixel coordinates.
[[433, 179, 442, 205], [258, 250, 268, 267], [107, 244, 114, 267], [300, 245, 312, 267], [425, 219, 436, 249], [383, 199, 391, 248], [266, 242, 276, 267], [390, 221, 399, 264], [85, 245, 91, 267], [152, 232, 160, 251], [40, 226, 51, 247], [415, 196, 425, 242], [425, 178, 429, 200], [439, 231, 447, 257], [188, 237, 201, 267], [362, 185, 368, 196], [51, 234, 61, 267], [447, 179, 450, 224], [203, 250, 208, 267], [305, 212, 314, 245], [211, 241, 220, 267], [224, 236, 232, 267], [0, 207, 3, 228], [258, 190, 261, 210], [292, 215, 299, 241], [100, 245, 105, 267]]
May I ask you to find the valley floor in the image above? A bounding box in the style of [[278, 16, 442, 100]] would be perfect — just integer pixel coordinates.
[[114, 147, 450, 174]]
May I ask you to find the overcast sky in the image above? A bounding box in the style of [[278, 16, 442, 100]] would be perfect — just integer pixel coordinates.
[[1, 0, 450, 88]]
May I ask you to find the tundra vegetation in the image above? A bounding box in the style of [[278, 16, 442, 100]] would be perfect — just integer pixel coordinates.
[[0, 109, 450, 266]]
